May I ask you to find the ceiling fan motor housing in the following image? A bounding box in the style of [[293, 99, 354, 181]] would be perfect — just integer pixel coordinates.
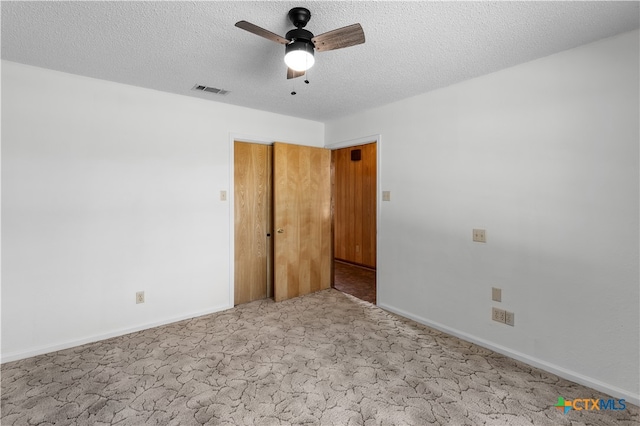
[[285, 28, 314, 45], [288, 7, 311, 28]]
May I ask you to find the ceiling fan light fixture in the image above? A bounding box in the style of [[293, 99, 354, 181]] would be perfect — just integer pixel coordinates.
[[285, 41, 315, 72], [236, 7, 365, 80]]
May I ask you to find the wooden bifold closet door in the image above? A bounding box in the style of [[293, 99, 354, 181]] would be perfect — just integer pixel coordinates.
[[273, 142, 332, 302], [234, 141, 272, 305], [234, 141, 331, 305]]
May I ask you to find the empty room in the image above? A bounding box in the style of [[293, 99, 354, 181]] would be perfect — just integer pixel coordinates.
[[1, 1, 638, 425]]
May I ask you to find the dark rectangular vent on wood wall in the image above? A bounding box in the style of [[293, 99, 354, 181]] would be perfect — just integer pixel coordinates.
[[192, 84, 230, 96]]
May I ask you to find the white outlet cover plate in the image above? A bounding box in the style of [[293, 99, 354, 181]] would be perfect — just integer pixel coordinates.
[[492, 307, 505, 323], [473, 229, 486, 243]]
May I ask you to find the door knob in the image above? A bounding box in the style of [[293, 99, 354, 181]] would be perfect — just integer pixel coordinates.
[[277, 228, 284, 233]]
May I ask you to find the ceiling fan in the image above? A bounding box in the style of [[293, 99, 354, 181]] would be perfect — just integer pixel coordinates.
[[235, 7, 365, 80]]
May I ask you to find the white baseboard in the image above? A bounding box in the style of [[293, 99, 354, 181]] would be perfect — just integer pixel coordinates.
[[1, 304, 233, 364], [378, 303, 640, 407]]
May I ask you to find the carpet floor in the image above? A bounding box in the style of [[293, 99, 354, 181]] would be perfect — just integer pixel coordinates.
[[1, 289, 637, 425]]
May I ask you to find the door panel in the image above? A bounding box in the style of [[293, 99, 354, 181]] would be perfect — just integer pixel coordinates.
[[273, 142, 331, 302], [234, 141, 272, 305]]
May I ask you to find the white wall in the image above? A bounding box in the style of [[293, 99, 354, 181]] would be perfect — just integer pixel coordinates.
[[326, 30, 639, 403], [1, 61, 324, 361]]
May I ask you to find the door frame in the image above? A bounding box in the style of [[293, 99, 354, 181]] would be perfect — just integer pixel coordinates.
[[326, 134, 381, 304]]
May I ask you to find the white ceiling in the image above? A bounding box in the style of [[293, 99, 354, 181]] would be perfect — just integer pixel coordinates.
[[2, 1, 638, 122]]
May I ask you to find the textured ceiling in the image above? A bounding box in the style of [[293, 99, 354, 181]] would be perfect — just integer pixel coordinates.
[[2, 1, 639, 122]]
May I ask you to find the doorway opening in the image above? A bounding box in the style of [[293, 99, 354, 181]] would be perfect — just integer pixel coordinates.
[[331, 141, 377, 304]]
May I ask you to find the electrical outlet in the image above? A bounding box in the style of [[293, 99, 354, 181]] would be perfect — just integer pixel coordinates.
[[136, 291, 145, 304], [473, 229, 486, 243], [492, 287, 502, 302], [492, 307, 505, 323], [505, 311, 515, 326]]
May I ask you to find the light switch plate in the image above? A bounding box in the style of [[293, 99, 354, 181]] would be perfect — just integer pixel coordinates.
[[492, 287, 502, 302], [382, 191, 391, 201], [220, 190, 227, 201]]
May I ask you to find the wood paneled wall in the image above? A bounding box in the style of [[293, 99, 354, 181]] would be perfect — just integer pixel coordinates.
[[332, 143, 376, 268]]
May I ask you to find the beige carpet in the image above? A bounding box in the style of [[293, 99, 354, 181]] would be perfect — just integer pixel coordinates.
[[1, 289, 638, 425]]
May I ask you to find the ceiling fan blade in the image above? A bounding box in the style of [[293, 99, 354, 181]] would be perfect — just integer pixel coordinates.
[[235, 20, 289, 45], [287, 68, 305, 80], [312, 23, 365, 52]]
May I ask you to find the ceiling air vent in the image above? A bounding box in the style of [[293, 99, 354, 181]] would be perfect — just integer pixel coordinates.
[[192, 84, 230, 96]]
